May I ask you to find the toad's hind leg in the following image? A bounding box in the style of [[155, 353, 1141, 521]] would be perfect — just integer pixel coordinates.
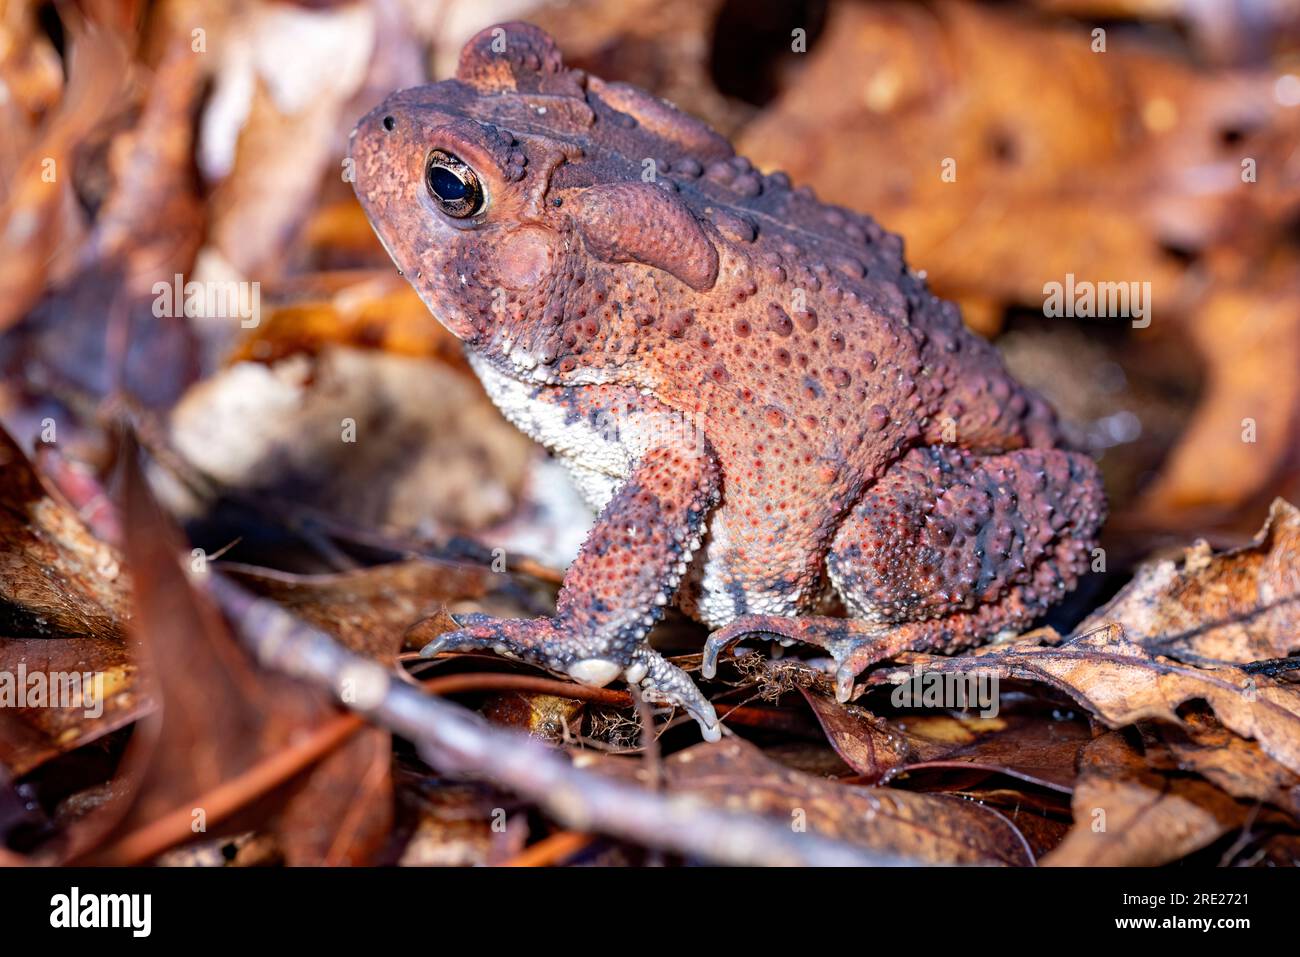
[[703, 446, 1105, 701]]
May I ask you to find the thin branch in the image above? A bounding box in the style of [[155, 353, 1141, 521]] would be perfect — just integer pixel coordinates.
[[205, 573, 916, 867], [96, 713, 365, 864], [419, 670, 632, 704], [502, 831, 594, 867]]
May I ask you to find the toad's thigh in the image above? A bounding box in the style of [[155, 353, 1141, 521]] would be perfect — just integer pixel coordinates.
[[828, 445, 1103, 625]]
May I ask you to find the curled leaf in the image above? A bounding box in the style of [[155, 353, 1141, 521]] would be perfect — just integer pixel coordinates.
[[1083, 498, 1300, 664], [884, 624, 1300, 776], [1043, 732, 1247, 866]]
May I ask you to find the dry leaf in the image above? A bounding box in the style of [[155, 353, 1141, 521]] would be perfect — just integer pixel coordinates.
[[196, 0, 388, 279], [1082, 498, 1300, 663], [0, 428, 148, 775], [79, 435, 389, 865], [664, 737, 1034, 865], [1150, 711, 1300, 819], [803, 685, 1091, 792], [0, 17, 129, 331], [395, 769, 526, 867], [886, 623, 1300, 775], [0, 428, 128, 640], [886, 709, 1091, 793], [483, 693, 584, 741], [1136, 285, 1300, 522], [223, 558, 493, 664], [0, 636, 144, 778], [168, 347, 534, 534], [798, 688, 916, 783], [1043, 731, 1247, 866], [229, 273, 467, 369], [274, 725, 393, 866]]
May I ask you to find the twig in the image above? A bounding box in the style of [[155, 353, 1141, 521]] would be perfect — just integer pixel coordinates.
[[1242, 655, 1300, 677], [418, 671, 631, 704], [502, 830, 594, 867], [96, 712, 365, 864], [630, 684, 663, 791], [205, 573, 915, 866]]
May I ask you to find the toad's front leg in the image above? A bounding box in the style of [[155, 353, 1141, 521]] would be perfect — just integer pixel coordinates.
[[422, 444, 723, 739]]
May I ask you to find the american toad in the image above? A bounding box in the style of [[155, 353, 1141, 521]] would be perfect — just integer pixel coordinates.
[[350, 22, 1106, 740]]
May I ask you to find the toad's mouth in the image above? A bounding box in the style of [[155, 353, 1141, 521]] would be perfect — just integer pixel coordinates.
[[491, 333, 554, 383], [465, 330, 561, 388], [468, 334, 624, 391]]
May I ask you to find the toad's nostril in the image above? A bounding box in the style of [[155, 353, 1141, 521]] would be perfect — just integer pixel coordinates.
[[382, 115, 396, 131]]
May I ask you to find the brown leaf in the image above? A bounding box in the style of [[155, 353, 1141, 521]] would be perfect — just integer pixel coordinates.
[[1023, 0, 1300, 65], [972, 793, 1072, 861], [803, 686, 1090, 792], [1150, 712, 1300, 818], [198, 1, 404, 279], [79, 436, 389, 864], [482, 693, 584, 741], [229, 274, 467, 370], [1137, 287, 1300, 523], [0, 429, 128, 641], [1043, 731, 1246, 866], [0, 428, 148, 775], [6, 19, 207, 411], [1082, 498, 1300, 663], [887, 709, 1091, 793], [736, 0, 1268, 328], [394, 769, 526, 867], [798, 688, 915, 782], [0, 2, 62, 134], [0, 16, 129, 332], [0, 637, 144, 777], [168, 347, 534, 534], [223, 558, 491, 664], [885, 624, 1300, 775], [85, 37, 206, 293], [664, 738, 1034, 865], [274, 726, 393, 866]]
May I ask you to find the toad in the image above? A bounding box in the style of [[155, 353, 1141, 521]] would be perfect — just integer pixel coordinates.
[[350, 22, 1106, 740]]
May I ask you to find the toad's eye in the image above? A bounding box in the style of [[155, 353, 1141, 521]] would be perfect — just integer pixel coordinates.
[[425, 150, 484, 218]]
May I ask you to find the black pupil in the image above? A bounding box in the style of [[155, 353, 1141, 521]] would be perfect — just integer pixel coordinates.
[[429, 165, 468, 202]]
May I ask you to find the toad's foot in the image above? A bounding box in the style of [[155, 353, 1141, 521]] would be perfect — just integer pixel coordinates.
[[703, 614, 936, 703], [422, 613, 720, 741]]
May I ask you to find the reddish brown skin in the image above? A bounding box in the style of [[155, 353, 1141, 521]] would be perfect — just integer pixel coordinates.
[[350, 23, 1107, 736]]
